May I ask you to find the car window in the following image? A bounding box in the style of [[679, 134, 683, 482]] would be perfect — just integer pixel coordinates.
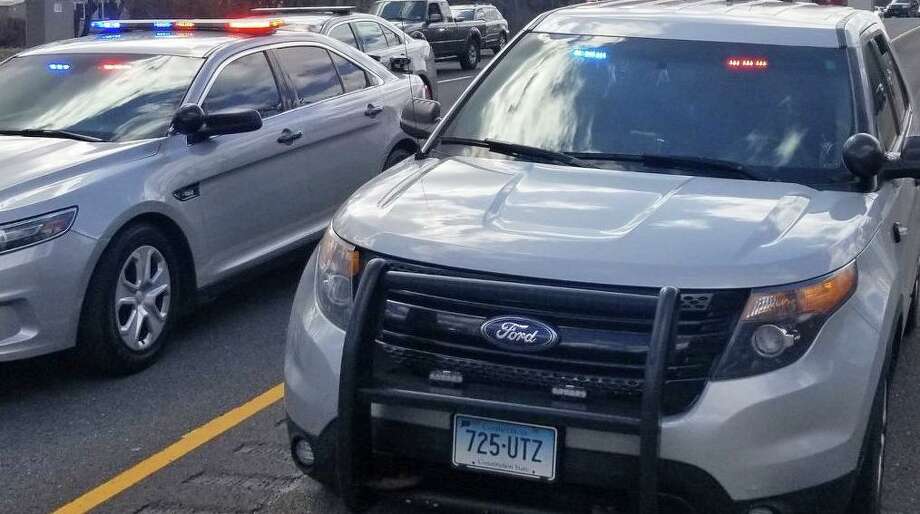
[[375, 1, 427, 22], [0, 53, 201, 142], [331, 53, 371, 93], [874, 36, 909, 122], [429, 2, 442, 19], [203, 52, 282, 118], [274, 46, 344, 106], [329, 23, 359, 50], [355, 21, 388, 53], [453, 8, 474, 21], [382, 25, 402, 47], [865, 42, 899, 148]]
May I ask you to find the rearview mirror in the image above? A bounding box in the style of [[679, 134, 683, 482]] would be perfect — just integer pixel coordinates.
[[173, 104, 263, 142], [401, 98, 441, 139], [843, 133, 888, 179]]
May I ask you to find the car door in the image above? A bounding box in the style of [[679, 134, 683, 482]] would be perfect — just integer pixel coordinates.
[[180, 50, 313, 281], [271, 44, 392, 215], [477, 8, 495, 46], [864, 37, 920, 299], [423, 1, 453, 55]]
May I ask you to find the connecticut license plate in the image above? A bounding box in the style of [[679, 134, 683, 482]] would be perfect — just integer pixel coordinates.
[[452, 415, 557, 481]]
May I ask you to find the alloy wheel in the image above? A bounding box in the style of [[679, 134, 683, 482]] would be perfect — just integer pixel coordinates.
[[114, 245, 171, 351]]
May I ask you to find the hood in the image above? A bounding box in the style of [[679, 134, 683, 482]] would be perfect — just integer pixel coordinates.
[[335, 157, 882, 290], [0, 136, 158, 211]]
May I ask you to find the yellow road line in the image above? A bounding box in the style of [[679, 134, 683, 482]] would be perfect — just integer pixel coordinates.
[[53, 383, 285, 514]]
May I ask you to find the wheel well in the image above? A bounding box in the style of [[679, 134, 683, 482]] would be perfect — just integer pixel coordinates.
[[392, 138, 419, 155], [108, 213, 197, 305]]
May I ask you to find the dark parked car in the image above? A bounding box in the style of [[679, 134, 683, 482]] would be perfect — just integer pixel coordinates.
[[451, 4, 509, 54], [373, 0, 490, 69], [885, 0, 918, 17]]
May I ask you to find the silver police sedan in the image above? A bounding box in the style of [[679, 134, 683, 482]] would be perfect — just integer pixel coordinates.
[[253, 6, 440, 100], [0, 18, 433, 374]]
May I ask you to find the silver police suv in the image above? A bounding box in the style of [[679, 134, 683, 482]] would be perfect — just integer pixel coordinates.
[[285, 2, 920, 513], [0, 18, 428, 373]]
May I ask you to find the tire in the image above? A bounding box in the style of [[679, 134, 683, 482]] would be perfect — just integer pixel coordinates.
[[78, 223, 183, 375], [848, 375, 889, 514], [384, 146, 414, 171], [906, 268, 920, 336], [492, 33, 507, 54], [459, 38, 480, 70]]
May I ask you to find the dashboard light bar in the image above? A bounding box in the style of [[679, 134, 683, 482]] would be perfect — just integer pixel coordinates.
[[100, 63, 132, 71], [572, 47, 608, 60], [726, 56, 769, 71], [48, 63, 71, 71]]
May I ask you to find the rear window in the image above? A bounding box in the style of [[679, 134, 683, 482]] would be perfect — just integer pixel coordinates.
[[440, 33, 856, 188]]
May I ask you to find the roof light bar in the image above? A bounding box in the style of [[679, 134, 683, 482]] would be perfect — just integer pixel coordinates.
[[86, 18, 284, 35]]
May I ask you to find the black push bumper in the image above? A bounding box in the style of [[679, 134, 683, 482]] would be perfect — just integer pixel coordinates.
[[323, 257, 854, 513]]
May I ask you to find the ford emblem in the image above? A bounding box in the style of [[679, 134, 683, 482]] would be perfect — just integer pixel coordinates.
[[480, 316, 559, 352]]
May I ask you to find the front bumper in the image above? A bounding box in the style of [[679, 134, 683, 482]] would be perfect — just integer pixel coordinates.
[[284, 253, 881, 511], [0, 230, 97, 361]]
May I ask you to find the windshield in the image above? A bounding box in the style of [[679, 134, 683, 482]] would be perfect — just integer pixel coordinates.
[[438, 33, 856, 187], [452, 8, 475, 21], [375, 1, 427, 21], [0, 53, 203, 142]]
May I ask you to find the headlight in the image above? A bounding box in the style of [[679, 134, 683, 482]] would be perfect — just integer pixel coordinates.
[[0, 207, 77, 255], [315, 229, 360, 330], [713, 262, 857, 380]]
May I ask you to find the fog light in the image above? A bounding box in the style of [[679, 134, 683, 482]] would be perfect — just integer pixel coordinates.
[[751, 324, 796, 358], [293, 438, 314, 468]]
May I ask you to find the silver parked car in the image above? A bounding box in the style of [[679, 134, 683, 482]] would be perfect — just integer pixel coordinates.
[[0, 19, 428, 373], [285, 2, 918, 513], [253, 6, 439, 101]]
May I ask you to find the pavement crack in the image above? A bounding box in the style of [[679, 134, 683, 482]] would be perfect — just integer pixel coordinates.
[[183, 471, 301, 492]]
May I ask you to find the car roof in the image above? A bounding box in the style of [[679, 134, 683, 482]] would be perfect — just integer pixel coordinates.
[[15, 30, 342, 59], [536, 0, 878, 48], [276, 12, 407, 34]]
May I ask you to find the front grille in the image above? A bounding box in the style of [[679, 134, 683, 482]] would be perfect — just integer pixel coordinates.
[[369, 258, 748, 415]]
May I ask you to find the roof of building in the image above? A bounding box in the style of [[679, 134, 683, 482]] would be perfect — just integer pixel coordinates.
[[536, 0, 879, 47]]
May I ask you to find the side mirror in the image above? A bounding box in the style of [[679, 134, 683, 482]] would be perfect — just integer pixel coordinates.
[[390, 56, 412, 73], [204, 109, 263, 136], [172, 104, 205, 135], [843, 133, 888, 179], [173, 105, 263, 142], [900, 135, 920, 162], [410, 31, 426, 40], [401, 98, 441, 139]]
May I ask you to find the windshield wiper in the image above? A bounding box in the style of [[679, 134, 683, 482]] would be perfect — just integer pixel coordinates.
[[570, 152, 764, 181], [0, 129, 104, 143], [439, 136, 589, 168]]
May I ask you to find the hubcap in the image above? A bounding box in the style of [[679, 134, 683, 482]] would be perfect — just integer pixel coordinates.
[[115, 246, 171, 351], [469, 44, 477, 61]]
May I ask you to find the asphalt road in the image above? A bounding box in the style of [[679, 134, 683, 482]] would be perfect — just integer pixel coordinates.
[[5, 22, 920, 514]]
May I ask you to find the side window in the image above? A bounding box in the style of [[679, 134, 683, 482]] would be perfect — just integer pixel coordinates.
[[382, 25, 402, 47], [865, 43, 899, 149], [329, 23, 359, 50], [274, 46, 344, 106], [203, 52, 281, 118], [476, 8, 485, 20], [355, 21, 388, 53], [875, 36, 909, 120], [331, 53, 370, 93]]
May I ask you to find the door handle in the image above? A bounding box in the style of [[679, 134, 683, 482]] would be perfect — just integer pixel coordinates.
[[895, 222, 909, 243], [277, 129, 303, 145], [365, 104, 385, 118]]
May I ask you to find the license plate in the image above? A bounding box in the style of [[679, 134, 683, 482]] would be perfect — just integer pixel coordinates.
[[452, 415, 557, 481]]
